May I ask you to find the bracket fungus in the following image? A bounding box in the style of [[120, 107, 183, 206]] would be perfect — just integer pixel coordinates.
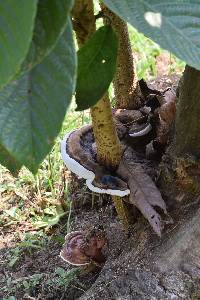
[[129, 122, 152, 138], [61, 90, 175, 236], [60, 229, 107, 266], [61, 123, 130, 197]]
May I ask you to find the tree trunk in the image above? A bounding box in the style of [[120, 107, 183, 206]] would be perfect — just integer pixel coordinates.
[[160, 65, 200, 200], [78, 69, 200, 299], [72, 1, 123, 168], [80, 200, 200, 300], [100, 4, 143, 109], [72, 0, 122, 170], [175, 65, 200, 157]]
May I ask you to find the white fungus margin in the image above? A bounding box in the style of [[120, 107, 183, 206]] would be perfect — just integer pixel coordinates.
[[129, 123, 152, 137]]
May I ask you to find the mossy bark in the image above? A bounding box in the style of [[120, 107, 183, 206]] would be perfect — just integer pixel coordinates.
[[91, 93, 131, 231], [175, 65, 200, 157], [72, 0, 95, 47], [160, 65, 200, 202], [100, 4, 143, 109], [90, 93, 122, 170], [72, 0, 129, 230]]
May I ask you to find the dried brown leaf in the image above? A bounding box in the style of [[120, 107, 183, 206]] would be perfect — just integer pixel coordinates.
[[118, 159, 167, 236]]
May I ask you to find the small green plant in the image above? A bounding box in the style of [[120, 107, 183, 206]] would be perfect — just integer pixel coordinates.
[[2, 268, 80, 298], [3, 273, 44, 295], [32, 204, 68, 229], [46, 267, 80, 288], [7, 231, 48, 267], [0, 0, 199, 191]]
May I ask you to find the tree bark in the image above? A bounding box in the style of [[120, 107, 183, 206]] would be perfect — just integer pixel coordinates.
[[90, 93, 131, 231], [80, 198, 200, 300], [100, 4, 143, 109], [72, 0, 95, 47], [175, 65, 200, 157], [90, 93, 122, 170]]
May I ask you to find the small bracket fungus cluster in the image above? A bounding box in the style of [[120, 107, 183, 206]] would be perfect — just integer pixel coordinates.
[[138, 79, 177, 158], [60, 228, 107, 266]]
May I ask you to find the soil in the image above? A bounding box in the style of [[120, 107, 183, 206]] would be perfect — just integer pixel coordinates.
[[1, 189, 200, 299], [0, 190, 111, 299], [0, 184, 128, 300], [1, 74, 200, 300]]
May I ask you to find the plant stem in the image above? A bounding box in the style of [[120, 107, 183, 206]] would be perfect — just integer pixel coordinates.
[[90, 93, 122, 169], [100, 4, 143, 109], [72, 0, 130, 230]]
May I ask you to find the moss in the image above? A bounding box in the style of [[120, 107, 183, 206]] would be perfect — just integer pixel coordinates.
[[161, 154, 200, 202], [175, 156, 200, 194]]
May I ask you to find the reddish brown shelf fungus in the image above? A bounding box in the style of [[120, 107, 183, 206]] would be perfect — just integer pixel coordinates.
[[60, 229, 107, 266], [61, 89, 175, 236]]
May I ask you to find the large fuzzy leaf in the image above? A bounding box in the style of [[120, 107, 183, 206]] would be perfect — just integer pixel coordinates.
[[0, 0, 37, 89], [0, 19, 76, 174], [103, 0, 200, 70], [76, 25, 118, 110], [22, 0, 73, 72]]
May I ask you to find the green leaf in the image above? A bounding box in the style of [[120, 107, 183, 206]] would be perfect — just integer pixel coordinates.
[[0, 19, 76, 174], [17, 241, 42, 249], [52, 235, 65, 245], [22, 0, 73, 72], [8, 256, 20, 268], [0, 0, 37, 89], [76, 25, 118, 110], [103, 0, 200, 70], [0, 144, 21, 175]]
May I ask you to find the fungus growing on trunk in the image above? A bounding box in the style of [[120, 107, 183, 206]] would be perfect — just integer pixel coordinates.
[[60, 228, 107, 266], [61, 124, 130, 197], [129, 122, 152, 137], [61, 106, 173, 236]]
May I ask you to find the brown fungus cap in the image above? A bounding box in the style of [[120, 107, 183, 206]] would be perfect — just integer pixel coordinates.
[[61, 127, 130, 197], [60, 231, 90, 266], [60, 230, 107, 266]]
